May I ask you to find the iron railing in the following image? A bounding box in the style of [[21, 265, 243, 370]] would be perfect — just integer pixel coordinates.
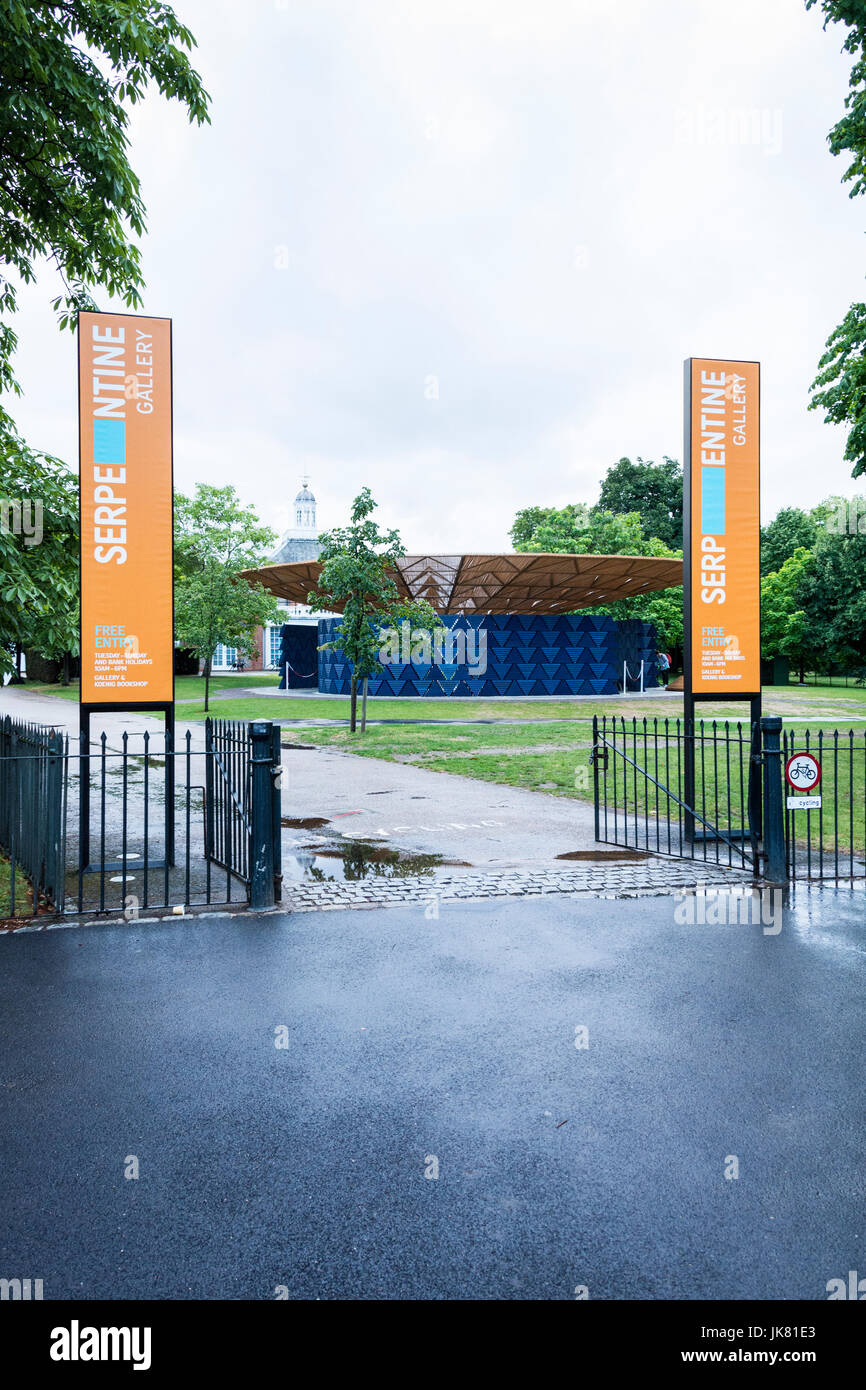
[[783, 726, 866, 880], [205, 718, 251, 886], [0, 715, 68, 916], [1, 718, 282, 922]]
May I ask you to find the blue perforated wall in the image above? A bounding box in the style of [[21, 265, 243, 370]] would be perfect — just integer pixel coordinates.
[[317, 615, 658, 696]]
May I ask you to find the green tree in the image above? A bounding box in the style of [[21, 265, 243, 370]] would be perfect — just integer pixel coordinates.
[[805, 2, 866, 474], [0, 431, 79, 678], [797, 526, 866, 674], [809, 304, 866, 477], [175, 565, 277, 712], [760, 547, 813, 680], [0, 0, 209, 434], [760, 507, 819, 576], [308, 488, 442, 732], [510, 500, 683, 666], [597, 456, 683, 549], [511, 504, 674, 558], [175, 484, 278, 710]]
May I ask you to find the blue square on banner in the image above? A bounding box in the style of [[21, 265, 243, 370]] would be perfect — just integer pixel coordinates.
[[93, 419, 126, 465], [701, 466, 725, 534]]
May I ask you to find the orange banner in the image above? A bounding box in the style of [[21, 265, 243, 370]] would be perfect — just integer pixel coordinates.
[[686, 358, 761, 695], [78, 312, 174, 705]]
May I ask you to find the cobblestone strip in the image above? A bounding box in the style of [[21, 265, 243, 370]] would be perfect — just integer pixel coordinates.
[[283, 860, 756, 912]]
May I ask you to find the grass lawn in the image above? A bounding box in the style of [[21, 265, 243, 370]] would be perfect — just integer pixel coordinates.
[[13, 679, 866, 726], [0, 854, 32, 919], [20, 674, 281, 703]]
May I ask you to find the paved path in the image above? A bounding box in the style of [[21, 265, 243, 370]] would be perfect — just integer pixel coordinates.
[[281, 861, 755, 912], [1, 888, 863, 1299]]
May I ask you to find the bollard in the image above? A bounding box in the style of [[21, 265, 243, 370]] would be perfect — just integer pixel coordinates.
[[761, 716, 786, 883]]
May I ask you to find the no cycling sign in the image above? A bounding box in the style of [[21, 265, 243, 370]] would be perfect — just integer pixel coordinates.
[[785, 752, 822, 811]]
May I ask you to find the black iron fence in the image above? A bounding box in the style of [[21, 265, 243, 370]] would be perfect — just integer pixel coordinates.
[[593, 715, 866, 881], [591, 715, 759, 871], [0, 715, 68, 916], [0, 717, 282, 921], [783, 726, 866, 880]]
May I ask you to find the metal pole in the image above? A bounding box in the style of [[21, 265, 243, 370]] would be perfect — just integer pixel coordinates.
[[249, 720, 275, 909], [761, 715, 786, 883], [592, 715, 600, 842], [165, 704, 176, 868], [270, 722, 282, 903], [683, 691, 695, 844], [79, 707, 90, 871]]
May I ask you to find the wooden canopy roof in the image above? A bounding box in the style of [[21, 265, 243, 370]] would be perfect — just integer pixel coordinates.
[[241, 552, 682, 614]]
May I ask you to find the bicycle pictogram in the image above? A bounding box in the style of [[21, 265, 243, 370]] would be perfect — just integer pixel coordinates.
[[785, 753, 821, 791]]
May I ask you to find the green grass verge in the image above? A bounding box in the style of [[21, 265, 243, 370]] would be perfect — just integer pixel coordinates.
[[0, 854, 32, 918]]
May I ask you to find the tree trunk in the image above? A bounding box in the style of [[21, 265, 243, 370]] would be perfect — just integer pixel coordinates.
[[799, 661, 806, 684], [350, 673, 358, 732], [60, 652, 70, 686], [361, 677, 369, 733], [204, 655, 212, 712]]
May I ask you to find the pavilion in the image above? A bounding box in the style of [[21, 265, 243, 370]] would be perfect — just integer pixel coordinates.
[[242, 552, 682, 696]]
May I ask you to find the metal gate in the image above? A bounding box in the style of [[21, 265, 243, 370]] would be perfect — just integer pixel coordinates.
[[204, 717, 283, 906], [592, 715, 759, 873]]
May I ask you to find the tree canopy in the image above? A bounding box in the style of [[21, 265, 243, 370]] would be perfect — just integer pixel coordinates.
[[0, 434, 78, 676], [174, 484, 278, 710], [760, 507, 820, 577], [0, 0, 209, 430], [509, 459, 684, 655], [760, 548, 812, 673], [0, 1, 209, 675], [805, 2, 866, 475], [596, 456, 683, 550]]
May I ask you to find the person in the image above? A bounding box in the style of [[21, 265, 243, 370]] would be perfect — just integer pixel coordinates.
[[658, 650, 671, 687]]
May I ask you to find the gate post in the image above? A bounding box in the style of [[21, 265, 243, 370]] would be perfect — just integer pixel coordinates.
[[761, 716, 786, 883], [204, 718, 215, 858], [592, 716, 600, 842], [249, 721, 278, 909], [270, 722, 283, 903]]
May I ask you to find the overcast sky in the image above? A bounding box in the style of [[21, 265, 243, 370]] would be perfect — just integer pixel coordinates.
[[10, 0, 866, 550]]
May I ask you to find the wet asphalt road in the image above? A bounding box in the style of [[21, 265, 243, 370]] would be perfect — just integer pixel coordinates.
[[1, 886, 864, 1301]]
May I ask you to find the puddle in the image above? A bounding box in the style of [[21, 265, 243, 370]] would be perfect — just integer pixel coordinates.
[[284, 839, 471, 882], [281, 816, 330, 830], [556, 849, 652, 862]]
